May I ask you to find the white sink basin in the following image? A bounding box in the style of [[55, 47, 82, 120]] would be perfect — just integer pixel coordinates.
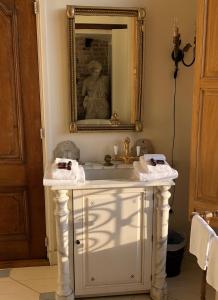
[[84, 167, 136, 181]]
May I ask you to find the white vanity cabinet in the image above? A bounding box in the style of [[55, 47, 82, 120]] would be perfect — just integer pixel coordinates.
[[73, 187, 153, 296], [44, 165, 173, 300]]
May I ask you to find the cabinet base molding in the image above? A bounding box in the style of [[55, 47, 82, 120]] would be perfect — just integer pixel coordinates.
[[150, 286, 168, 300], [75, 291, 150, 298], [0, 259, 49, 269], [56, 294, 74, 300]]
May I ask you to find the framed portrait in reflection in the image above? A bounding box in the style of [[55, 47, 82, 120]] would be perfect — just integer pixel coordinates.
[[75, 27, 112, 121]]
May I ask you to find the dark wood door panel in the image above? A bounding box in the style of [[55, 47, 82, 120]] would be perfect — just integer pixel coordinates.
[[0, 187, 29, 260], [0, 187, 29, 240], [14, 0, 46, 259], [0, 240, 29, 261], [189, 0, 218, 218], [0, 165, 26, 185], [203, 0, 218, 78], [0, 0, 46, 263], [196, 90, 218, 202], [0, 2, 24, 163]]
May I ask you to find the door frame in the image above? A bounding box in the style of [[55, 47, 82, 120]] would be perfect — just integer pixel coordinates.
[[35, 0, 57, 265]]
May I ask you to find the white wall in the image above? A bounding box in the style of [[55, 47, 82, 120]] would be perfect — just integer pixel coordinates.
[[38, 0, 145, 165], [38, 0, 196, 259], [142, 1, 196, 235]]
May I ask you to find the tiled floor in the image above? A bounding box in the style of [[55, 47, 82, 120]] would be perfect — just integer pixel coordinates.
[[0, 254, 216, 300]]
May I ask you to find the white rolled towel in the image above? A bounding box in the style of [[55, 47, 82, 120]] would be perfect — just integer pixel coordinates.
[[139, 156, 173, 174], [133, 161, 178, 181], [189, 215, 216, 270], [51, 158, 85, 183], [139, 156, 149, 172], [144, 154, 166, 161], [51, 168, 76, 180], [206, 236, 218, 291], [55, 158, 78, 168], [77, 166, 85, 184]]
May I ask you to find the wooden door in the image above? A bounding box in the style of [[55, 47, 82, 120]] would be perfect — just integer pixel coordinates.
[[189, 0, 218, 225], [0, 0, 46, 263], [73, 188, 153, 296]]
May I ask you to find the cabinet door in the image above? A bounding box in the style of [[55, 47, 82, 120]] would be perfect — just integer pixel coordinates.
[[189, 0, 218, 225], [73, 188, 153, 296]]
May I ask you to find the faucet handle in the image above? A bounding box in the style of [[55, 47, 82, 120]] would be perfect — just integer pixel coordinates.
[[104, 155, 113, 166], [113, 144, 118, 156]]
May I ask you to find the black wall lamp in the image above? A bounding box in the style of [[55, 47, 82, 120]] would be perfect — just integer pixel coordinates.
[[172, 24, 196, 79]]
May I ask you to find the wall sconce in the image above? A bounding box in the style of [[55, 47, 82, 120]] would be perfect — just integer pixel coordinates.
[[172, 23, 196, 79]]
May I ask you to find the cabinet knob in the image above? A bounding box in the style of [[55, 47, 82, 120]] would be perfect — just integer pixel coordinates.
[[75, 240, 80, 245]]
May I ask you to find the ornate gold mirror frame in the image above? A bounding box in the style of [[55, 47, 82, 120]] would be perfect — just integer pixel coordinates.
[[67, 5, 146, 132]]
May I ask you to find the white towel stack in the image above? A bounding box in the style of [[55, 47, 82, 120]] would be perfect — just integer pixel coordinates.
[[51, 158, 85, 183], [189, 215, 216, 270], [206, 236, 218, 291], [133, 154, 178, 182]]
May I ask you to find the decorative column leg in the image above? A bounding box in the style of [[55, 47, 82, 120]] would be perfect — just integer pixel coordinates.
[[150, 185, 171, 300], [54, 189, 74, 300]]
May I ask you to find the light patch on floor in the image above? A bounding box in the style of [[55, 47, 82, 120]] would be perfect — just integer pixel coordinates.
[[39, 292, 55, 300], [0, 269, 11, 278], [0, 254, 216, 300], [0, 277, 39, 300], [10, 266, 57, 293]]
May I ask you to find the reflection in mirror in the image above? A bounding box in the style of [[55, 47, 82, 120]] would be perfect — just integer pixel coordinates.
[[67, 6, 145, 132], [76, 28, 112, 121]]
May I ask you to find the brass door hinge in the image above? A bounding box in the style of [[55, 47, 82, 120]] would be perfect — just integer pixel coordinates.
[[40, 128, 45, 139], [45, 236, 48, 247], [34, 1, 39, 15]]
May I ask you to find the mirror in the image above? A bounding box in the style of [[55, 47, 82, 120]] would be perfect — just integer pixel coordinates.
[[67, 6, 145, 132]]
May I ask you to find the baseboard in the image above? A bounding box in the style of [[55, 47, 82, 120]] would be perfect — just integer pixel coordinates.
[[0, 259, 49, 269]]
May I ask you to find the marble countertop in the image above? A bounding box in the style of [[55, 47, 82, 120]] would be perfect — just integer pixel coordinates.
[[82, 161, 134, 169], [43, 162, 174, 190]]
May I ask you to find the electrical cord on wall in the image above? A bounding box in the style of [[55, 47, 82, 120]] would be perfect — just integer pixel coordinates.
[[171, 78, 177, 168], [170, 77, 177, 213], [170, 29, 195, 214]]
